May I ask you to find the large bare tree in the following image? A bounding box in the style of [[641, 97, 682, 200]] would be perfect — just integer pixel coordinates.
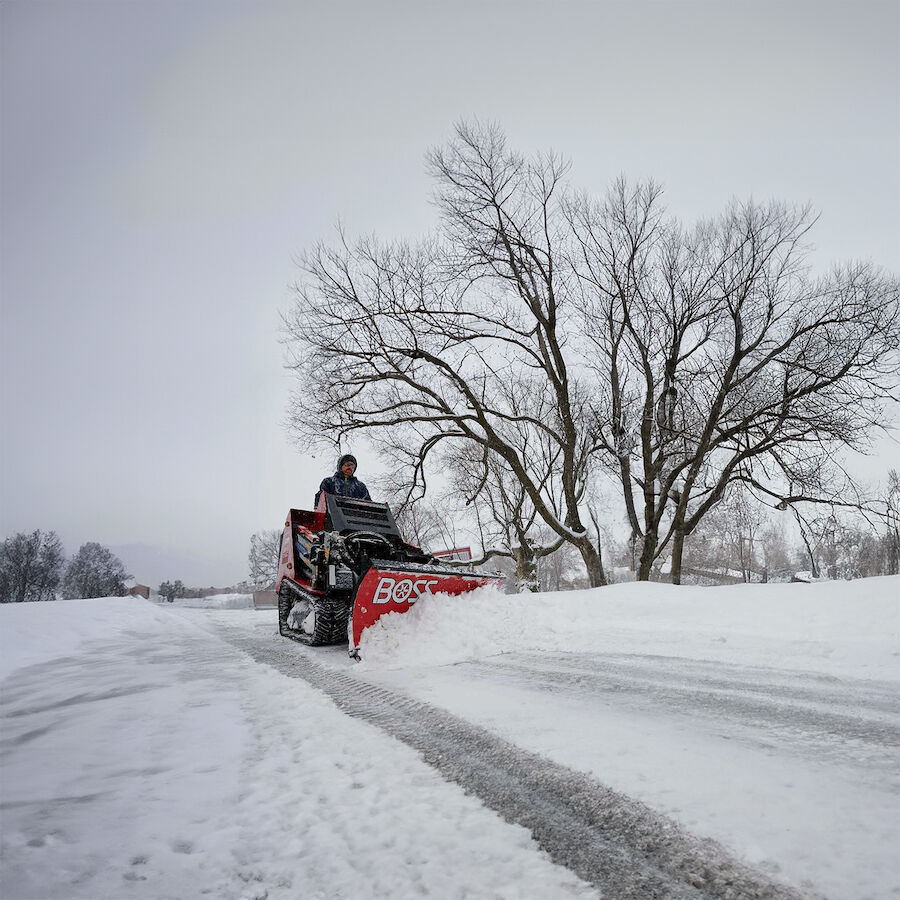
[[286, 123, 607, 585], [569, 180, 900, 582], [286, 124, 898, 586]]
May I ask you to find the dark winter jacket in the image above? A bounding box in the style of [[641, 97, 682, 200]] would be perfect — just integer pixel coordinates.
[[315, 472, 371, 506]]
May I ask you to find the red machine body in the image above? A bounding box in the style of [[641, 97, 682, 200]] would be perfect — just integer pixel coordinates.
[[276, 494, 499, 658]]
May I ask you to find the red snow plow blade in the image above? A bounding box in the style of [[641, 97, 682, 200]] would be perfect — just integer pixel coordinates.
[[350, 563, 498, 655], [275, 494, 501, 659]]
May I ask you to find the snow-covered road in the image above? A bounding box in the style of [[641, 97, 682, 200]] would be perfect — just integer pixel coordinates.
[[1, 578, 898, 899], [1, 599, 597, 900], [219, 629, 805, 899], [359, 650, 899, 899]]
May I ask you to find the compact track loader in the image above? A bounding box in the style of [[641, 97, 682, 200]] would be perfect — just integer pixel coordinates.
[[276, 493, 499, 659]]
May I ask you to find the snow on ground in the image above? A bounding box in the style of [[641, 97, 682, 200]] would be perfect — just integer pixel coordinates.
[[162, 592, 254, 610], [0, 597, 596, 900], [347, 577, 900, 900], [2, 578, 898, 899], [355, 577, 900, 680]]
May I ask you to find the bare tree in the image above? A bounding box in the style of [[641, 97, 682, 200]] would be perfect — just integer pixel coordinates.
[[63, 543, 129, 599], [286, 122, 607, 585], [569, 180, 900, 582], [444, 443, 568, 591], [0, 530, 65, 602], [158, 580, 184, 603], [758, 520, 794, 582], [537, 537, 588, 592], [286, 124, 898, 588], [388, 442, 568, 591], [682, 487, 767, 582], [248, 530, 281, 589], [389, 499, 458, 554], [379, 465, 461, 553], [727, 490, 765, 582], [789, 507, 893, 580]]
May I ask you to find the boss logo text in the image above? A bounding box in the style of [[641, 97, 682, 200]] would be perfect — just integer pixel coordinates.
[[372, 577, 440, 605]]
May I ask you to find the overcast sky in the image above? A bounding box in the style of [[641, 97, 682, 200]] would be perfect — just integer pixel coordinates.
[[1, 0, 898, 586]]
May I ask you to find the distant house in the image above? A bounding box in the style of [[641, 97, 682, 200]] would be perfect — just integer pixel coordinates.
[[432, 546, 473, 563], [127, 584, 151, 599]]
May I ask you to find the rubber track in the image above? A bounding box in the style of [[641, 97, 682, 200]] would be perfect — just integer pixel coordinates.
[[222, 630, 816, 900], [278, 586, 348, 646]]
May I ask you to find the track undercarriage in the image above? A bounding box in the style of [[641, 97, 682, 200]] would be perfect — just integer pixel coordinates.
[[277, 578, 350, 646]]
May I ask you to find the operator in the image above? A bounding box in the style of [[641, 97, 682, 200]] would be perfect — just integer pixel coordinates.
[[314, 453, 372, 506]]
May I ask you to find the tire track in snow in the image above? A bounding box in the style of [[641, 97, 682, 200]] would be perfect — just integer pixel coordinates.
[[475, 652, 900, 722], [222, 629, 816, 900], [463, 652, 900, 768]]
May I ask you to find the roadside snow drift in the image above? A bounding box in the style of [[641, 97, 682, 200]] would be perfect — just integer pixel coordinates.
[[357, 578, 900, 680]]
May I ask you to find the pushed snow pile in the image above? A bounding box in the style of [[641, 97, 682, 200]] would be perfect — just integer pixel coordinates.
[[357, 576, 900, 679], [164, 592, 253, 609]]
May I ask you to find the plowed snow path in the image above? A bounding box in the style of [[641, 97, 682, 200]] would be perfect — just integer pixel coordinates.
[[0, 603, 600, 900], [222, 627, 813, 900], [355, 649, 900, 900], [460, 652, 900, 769]]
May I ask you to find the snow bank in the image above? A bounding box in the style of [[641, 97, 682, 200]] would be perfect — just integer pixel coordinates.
[[358, 576, 900, 680], [162, 592, 253, 610]]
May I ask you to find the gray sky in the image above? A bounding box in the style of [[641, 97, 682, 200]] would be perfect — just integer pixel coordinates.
[[2, 0, 898, 586]]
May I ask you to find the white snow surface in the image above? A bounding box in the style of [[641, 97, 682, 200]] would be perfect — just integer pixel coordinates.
[[1, 578, 898, 899], [352, 579, 900, 899], [357, 579, 898, 680], [164, 592, 255, 610], [0, 597, 595, 900]]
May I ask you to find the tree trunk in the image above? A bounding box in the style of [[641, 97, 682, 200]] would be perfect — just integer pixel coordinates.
[[670, 530, 685, 585], [573, 535, 607, 587], [637, 530, 658, 581], [800, 533, 819, 578], [512, 544, 539, 592], [807, 551, 819, 579]]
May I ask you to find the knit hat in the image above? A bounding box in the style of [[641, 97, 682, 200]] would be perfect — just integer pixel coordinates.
[[338, 453, 358, 470]]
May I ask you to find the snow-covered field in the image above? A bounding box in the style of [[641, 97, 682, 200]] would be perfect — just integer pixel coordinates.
[[1, 578, 898, 899], [159, 592, 255, 610]]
